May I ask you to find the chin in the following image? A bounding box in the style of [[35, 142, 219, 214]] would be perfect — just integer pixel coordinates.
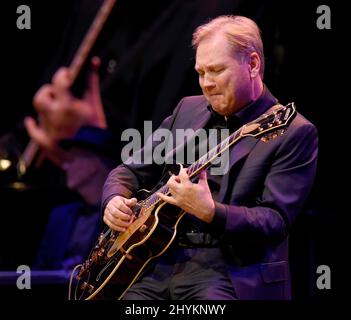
[[212, 106, 228, 116]]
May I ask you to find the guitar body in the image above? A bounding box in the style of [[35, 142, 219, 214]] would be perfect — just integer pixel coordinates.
[[73, 196, 185, 300]]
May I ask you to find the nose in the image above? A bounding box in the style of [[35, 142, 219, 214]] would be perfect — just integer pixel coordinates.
[[202, 74, 216, 91]]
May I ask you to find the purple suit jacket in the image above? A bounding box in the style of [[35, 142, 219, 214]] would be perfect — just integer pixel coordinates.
[[102, 94, 318, 300]]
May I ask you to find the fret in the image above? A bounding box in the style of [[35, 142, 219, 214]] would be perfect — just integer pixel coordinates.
[[193, 160, 202, 172], [187, 163, 196, 175]]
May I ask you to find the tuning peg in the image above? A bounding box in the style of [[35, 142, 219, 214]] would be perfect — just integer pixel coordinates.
[[261, 132, 279, 142]]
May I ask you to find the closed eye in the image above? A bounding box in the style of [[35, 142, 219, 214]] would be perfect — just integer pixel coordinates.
[[210, 67, 224, 74]]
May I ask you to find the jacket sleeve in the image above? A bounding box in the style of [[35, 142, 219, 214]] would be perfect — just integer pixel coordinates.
[[210, 121, 318, 246]]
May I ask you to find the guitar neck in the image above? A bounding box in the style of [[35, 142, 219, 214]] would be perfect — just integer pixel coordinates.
[[187, 128, 243, 178], [69, 0, 117, 82]]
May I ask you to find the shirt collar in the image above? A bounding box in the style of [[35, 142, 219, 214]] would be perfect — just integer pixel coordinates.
[[206, 85, 278, 127]]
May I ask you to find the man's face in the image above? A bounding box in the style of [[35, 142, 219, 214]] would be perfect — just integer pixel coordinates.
[[195, 33, 252, 116]]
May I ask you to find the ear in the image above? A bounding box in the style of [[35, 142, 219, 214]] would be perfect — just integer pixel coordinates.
[[248, 52, 261, 78]]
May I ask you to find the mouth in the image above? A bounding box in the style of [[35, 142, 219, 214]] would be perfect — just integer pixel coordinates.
[[208, 94, 222, 100]]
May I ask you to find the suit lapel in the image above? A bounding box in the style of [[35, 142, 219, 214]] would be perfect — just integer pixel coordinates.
[[215, 136, 260, 202], [228, 137, 260, 169], [165, 99, 211, 161]]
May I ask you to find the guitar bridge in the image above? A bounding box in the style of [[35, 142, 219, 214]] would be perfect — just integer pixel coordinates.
[[80, 281, 94, 294]]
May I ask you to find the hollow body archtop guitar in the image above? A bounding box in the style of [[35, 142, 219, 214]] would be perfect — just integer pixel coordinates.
[[72, 102, 296, 300]]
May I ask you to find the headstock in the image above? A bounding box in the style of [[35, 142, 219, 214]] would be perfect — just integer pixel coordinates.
[[240, 102, 296, 142]]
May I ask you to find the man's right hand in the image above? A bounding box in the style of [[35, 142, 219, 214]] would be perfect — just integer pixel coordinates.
[[103, 196, 137, 232]]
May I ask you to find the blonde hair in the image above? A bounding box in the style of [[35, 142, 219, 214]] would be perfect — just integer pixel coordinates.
[[192, 15, 265, 78]]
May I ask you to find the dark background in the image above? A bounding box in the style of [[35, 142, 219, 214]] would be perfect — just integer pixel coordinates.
[[0, 0, 340, 301]]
